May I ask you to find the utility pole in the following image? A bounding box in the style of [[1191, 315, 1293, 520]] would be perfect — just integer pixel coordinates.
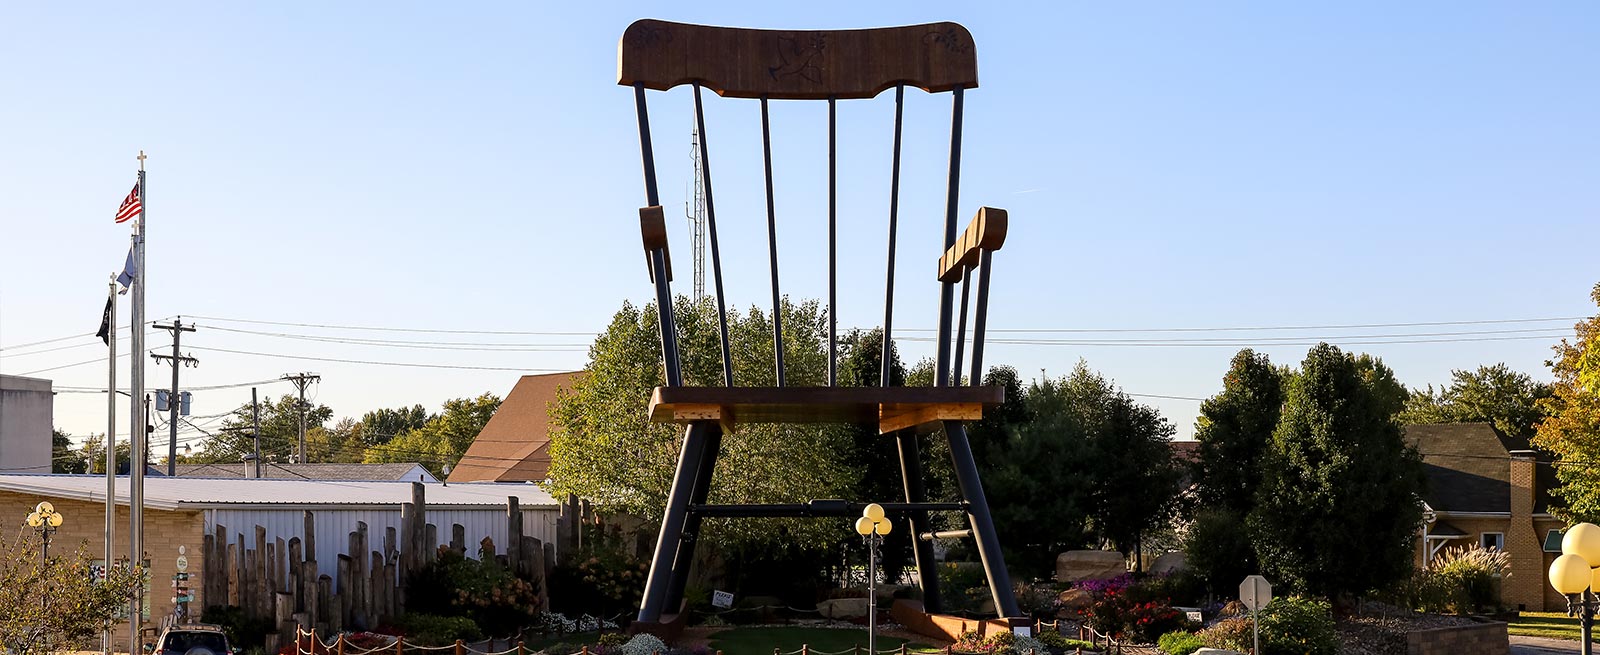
[[152, 318, 197, 477], [251, 387, 262, 479], [282, 373, 320, 463]]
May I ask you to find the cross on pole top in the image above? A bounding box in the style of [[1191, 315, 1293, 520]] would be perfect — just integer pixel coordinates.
[[137, 150, 146, 170]]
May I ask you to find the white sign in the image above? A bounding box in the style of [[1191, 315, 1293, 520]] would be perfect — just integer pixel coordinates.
[[175, 555, 189, 572], [1239, 575, 1271, 611], [712, 590, 734, 609]]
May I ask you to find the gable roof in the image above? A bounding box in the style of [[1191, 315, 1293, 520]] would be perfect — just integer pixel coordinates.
[[448, 372, 584, 483], [1406, 423, 1512, 513], [172, 462, 437, 483]]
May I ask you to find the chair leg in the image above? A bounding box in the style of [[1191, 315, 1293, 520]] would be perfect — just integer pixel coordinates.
[[895, 431, 943, 613], [639, 421, 719, 623], [664, 431, 723, 610], [942, 420, 1022, 618]]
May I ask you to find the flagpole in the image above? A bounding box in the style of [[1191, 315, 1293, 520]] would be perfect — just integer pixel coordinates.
[[104, 275, 117, 655], [129, 151, 147, 652]]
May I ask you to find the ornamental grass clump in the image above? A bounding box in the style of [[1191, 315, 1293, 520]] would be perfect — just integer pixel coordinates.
[[1411, 544, 1509, 614]]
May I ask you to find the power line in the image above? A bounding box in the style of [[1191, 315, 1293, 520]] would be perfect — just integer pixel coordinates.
[[900, 333, 1568, 348], [202, 325, 590, 351], [186, 315, 599, 336], [186, 345, 570, 372], [893, 316, 1588, 334]]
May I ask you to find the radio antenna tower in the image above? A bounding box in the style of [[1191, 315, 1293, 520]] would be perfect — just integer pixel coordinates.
[[688, 124, 708, 301]]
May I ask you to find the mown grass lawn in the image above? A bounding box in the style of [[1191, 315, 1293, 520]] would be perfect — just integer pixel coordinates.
[[1507, 612, 1582, 641], [707, 627, 942, 655]]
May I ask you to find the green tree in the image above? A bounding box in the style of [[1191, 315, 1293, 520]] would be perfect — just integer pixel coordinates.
[[1186, 350, 1284, 588], [545, 297, 854, 562], [1192, 349, 1285, 516], [1069, 364, 1183, 564], [0, 535, 142, 655], [307, 417, 368, 463], [357, 405, 433, 447], [1402, 363, 1553, 448], [193, 395, 334, 464], [1533, 283, 1600, 522], [982, 371, 1091, 578], [1249, 343, 1426, 599], [365, 393, 502, 477], [51, 429, 86, 474], [73, 433, 131, 474]]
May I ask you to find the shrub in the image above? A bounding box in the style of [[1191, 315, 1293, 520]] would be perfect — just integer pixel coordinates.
[[618, 633, 667, 655], [597, 633, 629, 649], [1256, 596, 1337, 655], [1014, 581, 1060, 618], [408, 548, 542, 635], [549, 527, 650, 618], [1080, 588, 1188, 643], [1409, 545, 1509, 614], [1011, 633, 1048, 655], [1198, 617, 1252, 652], [395, 613, 483, 646], [1157, 631, 1205, 655], [940, 563, 992, 613]]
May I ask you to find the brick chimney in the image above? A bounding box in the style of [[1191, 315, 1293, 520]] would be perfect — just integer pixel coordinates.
[[1506, 449, 1541, 609]]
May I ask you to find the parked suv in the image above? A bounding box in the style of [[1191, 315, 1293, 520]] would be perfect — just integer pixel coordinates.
[[150, 624, 234, 655]]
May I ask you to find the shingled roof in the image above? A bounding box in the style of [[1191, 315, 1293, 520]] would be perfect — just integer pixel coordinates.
[[171, 462, 437, 482], [447, 371, 583, 483], [1406, 423, 1512, 513]]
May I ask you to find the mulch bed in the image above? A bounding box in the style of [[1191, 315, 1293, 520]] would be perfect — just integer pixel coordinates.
[[1335, 604, 1482, 655]]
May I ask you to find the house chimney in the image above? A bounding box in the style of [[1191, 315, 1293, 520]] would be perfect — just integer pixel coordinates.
[[1509, 449, 1538, 518]]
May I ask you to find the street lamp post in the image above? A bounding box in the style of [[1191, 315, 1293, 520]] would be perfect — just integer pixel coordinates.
[[855, 503, 892, 655], [25, 501, 63, 565], [1548, 522, 1600, 655]]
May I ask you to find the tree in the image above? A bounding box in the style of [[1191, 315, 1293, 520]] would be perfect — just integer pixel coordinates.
[[51, 429, 86, 474], [1402, 363, 1553, 448], [982, 370, 1091, 578], [306, 417, 368, 464], [1186, 350, 1284, 588], [1069, 364, 1183, 564], [545, 297, 855, 563], [356, 405, 433, 447], [0, 535, 142, 655], [192, 395, 333, 464], [1192, 349, 1285, 516], [1533, 283, 1600, 521], [1249, 343, 1426, 600], [73, 433, 131, 474], [365, 393, 502, 477]]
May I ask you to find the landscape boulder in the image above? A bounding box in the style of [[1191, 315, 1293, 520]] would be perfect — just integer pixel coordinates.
[[1149, 552, 1188, 575], [1055, 550, 1126, 583]]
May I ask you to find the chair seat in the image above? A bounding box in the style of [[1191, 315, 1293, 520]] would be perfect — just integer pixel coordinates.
[[648, 385, 1004, 434]]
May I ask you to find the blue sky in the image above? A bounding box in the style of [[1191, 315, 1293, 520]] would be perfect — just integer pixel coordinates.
[[2, 2, 1596, 446]]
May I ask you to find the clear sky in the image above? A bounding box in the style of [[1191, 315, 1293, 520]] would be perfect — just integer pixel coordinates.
[[2, 2, 1596, 448]]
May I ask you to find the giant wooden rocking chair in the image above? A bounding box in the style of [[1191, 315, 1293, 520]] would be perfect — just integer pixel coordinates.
[[620, 19, 1020, 628]]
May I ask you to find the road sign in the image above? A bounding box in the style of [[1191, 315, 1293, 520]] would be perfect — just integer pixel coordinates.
[[171, 572, 189, 581], [175, 555, 189, 572], [172, 594, 194, 604], [1239, 575, 1272, 611]]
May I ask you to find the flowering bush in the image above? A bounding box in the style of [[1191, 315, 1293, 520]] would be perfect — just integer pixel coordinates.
[[1073, 573, 1134, 596], [408, 548, 542, 635], [1078, 584, 1188, 643]]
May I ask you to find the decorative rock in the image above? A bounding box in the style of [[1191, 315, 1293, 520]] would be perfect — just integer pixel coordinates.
[[1055, 550, 1127, 583], [816, 597, 870, 619], [1055, 588, 1093, 614], [1149, 552, 1188, 574]]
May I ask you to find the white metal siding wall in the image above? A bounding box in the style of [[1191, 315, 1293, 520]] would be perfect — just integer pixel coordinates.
[[206, 507, 559, 591]]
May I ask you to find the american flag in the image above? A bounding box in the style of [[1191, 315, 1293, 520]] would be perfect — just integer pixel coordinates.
[[114, 182, 141, 224]]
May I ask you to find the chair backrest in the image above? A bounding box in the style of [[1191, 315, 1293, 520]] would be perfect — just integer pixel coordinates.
[[621, 19, 1003, 392]]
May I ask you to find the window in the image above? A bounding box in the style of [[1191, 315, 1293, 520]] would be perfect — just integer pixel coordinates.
[[1545, 529, 1564, 553], [1481, 532, 1505, 551]]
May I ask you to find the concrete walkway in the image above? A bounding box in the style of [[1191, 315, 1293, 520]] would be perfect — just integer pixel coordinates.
[[1511, 635, 1600, 654]]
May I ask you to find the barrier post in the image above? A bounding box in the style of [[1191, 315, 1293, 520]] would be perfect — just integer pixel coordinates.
[[802, 645, 809, 655], [310, 629, 318, 655], [337, 635, 346, 655], [517, 641, 526, 655], [396, 635, 404, 655], [455, 640, 465, 655]]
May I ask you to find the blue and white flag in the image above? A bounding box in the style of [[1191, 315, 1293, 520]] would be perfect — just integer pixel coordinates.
[[116, 246, 136, 294]]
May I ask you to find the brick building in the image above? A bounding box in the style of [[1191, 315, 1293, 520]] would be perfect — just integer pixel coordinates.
[[1407, 422, 1566, 611]]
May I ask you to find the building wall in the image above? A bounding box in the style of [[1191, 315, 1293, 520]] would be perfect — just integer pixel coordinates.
[[0, 488, 207, 650], [0, 375, 52, 474]]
